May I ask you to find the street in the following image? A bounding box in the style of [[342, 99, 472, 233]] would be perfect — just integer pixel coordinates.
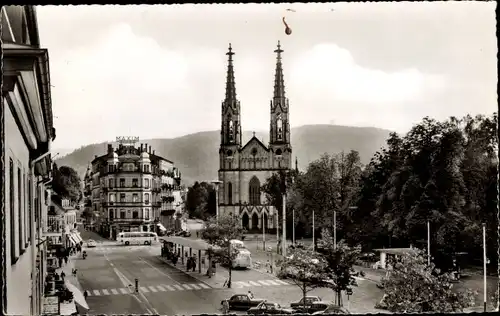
[[75, 230, 387, 314]]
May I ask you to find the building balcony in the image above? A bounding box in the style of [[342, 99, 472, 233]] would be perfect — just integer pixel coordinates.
[[109, 218, 153, 225], [107, 185, 152, 191], [103, 201, 151, 207], [160, 209, 176, 216]]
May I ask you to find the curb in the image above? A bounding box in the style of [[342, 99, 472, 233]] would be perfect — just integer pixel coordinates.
[[156, 256, 218, 289]]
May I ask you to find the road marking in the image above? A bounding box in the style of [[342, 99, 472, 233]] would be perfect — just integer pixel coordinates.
[[190, 284, 201, 290], [198, 283, 211, 289], [174, 284, 184, 291], [110, 288, 119, 295], [119, 288, 129, 294], [239, 281, 252, 287], [138, 257, 180, 284], [165, 285, 176, 291], [258, 280, 272, 286], [266, 280, 281, 286], [148, 286, 158, 292], [275, 279, 289, 285], [156, 285, 166, 291], [182, 284, 192, 290], [140, 287, 150, 293], [248, 281, 262, 286], [102, 289, 110, 295], [92, 290, 100, 296]]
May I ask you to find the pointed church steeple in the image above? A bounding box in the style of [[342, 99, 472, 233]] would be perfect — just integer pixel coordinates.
[[295, 157, 299, 172], [273, 41, 286, 101], [224, 43, 237, 104]]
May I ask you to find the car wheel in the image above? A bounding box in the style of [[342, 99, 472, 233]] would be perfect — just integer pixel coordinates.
[[125, 241, 130, 246]]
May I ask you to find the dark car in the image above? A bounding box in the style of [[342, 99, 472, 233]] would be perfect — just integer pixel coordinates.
[[222, 294, 265, 311], [290, 296, 322, 311], [247, 301, 295, 315], [297, 301, 345, 314]]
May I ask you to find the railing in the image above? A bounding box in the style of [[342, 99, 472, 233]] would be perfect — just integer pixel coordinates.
[[110, 218, 152, 224], [104, 185, 152, 190]]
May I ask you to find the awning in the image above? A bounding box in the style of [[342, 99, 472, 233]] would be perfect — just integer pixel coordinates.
[[73, 232, 83, 243], [65, 280, 89, 310], [157, 223, 167, 231], [68, 234, 78, 246]]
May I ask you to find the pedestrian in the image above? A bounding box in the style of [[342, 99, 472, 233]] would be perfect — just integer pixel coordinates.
[[186, 258, 191, 271], [266, 259, 271, 273], [248, 290, 254, 299], [72, 268, 77, 277], [64, 256, 69, 265], [61, 271, 66, 281], [192, 258, 196, 272], [58, 257, 63, 267], [83, 290, 88, 299]]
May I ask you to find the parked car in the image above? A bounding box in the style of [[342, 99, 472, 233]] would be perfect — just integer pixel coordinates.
[[222, 294, 265, 311], [247, 301, 295, 315], [298, 301, 344, 314], [290, 296, 322, 311], [87, 240, 97, 248], [312, 304, 350, 315]]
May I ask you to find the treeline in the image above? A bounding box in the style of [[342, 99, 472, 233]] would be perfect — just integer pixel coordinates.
[[262, 113, 498, 271], [185, 181, 217, 220]]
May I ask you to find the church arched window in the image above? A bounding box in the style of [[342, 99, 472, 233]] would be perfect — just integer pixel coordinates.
[[249, 176, 260, 205], [277, 114, 283, 141], [228, 119, 234, 142], [227, 182, 233, 205]]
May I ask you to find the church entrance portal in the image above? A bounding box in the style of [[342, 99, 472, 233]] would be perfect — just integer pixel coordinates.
[[242, 213, 249, 230], [252, 213, 259, 230]]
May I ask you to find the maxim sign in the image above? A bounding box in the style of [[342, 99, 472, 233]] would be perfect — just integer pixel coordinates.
[[116, 136, 139, 146]]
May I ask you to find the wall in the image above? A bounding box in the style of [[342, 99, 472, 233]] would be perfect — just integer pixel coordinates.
[[4, 101, 33, 316]]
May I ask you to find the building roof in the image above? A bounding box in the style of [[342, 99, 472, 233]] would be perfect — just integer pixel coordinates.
[[239, 135, 269, 153]]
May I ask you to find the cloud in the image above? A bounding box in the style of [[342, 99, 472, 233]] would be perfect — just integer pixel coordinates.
[[289, 43, 445, 105]]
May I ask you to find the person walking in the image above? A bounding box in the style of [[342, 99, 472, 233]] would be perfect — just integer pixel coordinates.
[[58, 256, 63, 268], [64, 256, 69, 265], [221, 299, 229, 315], [83, 290, 88, 300], [248, 290, 254, 299], [61, 271, 66, 281]]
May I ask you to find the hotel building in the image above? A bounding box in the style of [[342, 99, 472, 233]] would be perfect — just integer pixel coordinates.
[[83, 143, 183, 239], [1, 5, 56, 315]]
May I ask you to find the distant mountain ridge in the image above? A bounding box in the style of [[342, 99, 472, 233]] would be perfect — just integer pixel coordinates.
[[55, 125, 392, 186]]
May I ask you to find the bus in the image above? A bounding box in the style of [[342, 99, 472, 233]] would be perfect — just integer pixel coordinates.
[[230, 239, 252, 269], [117, 232, 158, 246]]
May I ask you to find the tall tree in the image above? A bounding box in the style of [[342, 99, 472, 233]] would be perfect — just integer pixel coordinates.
[[200, 214, 246, 288], [52, 164, 82, 203], [185, 182, 216, 219], [277, 248, 328, 311]]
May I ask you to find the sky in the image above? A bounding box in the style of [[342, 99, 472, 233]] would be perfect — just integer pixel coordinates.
[[36, 2, 497, 150]]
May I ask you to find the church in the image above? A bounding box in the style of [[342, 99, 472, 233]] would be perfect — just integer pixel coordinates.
[[217, 42, 293, 231]]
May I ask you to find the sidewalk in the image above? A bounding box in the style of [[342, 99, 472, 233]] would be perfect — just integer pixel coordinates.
[[157, 255, 227, 288]]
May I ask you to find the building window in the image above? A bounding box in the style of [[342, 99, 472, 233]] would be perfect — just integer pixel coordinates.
[[18, 167, 24, 253], [228, 182, 233, 204], [109, 193, 115, 203], [120, 178, 125, 187], [132, 211, 139, 219], [145, 209, 150, 220], [133, 193, 139, 203], [24, 173, 29, 245], [120, 210, 125, 219], [10, 159, 17, 264], [145, 193, 150, 204], [132, 178, 138, 187], [109, 209, 114, 220], [144, 179, 150, 189], [277, 114, 283, 140], [249, 176, 261, 205], [108, 178, 114, 188], [120, 193, 125, 202]]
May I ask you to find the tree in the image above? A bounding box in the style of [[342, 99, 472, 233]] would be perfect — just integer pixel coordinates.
[[52, 164, 82, 203], [317, 228, 363, 306], [200, 214, 246, 288], [376, 248, 476, 313], [276, 248, 328, 311], [185, 182, 217, 219]]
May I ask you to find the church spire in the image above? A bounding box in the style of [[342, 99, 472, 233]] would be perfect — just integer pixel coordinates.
[[273, 41, 285, 100], [224, 43, 237, 103], [295, 156, 298, 172]]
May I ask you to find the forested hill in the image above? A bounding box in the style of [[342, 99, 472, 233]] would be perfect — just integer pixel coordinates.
[[55, 124, 391, 185]]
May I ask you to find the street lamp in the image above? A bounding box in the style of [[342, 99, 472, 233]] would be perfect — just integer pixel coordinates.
[[211, 180, 223, 225]]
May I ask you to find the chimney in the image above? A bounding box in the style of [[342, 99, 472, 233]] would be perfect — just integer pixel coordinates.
[[140, 143, 143, 151], [144, 143, 148, 153], [149, 146, 151, 154], [108, 144, 113, 153], [153, 150, 155, 155]]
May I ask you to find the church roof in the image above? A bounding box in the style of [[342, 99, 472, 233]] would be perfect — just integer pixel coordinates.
[[240, 135, 269, 153]]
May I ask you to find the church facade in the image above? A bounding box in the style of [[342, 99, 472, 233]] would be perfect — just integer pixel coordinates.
[[218, 42, 292, 231]]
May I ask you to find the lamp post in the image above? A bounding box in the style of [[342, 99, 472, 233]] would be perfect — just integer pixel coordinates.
[[211, 180, 223, 225], [483, 223, 487, 312]]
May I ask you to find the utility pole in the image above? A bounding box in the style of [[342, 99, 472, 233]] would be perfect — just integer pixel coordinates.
[[312, 210, 315, 251], [282, 193, 287, 257], [292, 208, 295, 245], [483, 223, 487, 312], [427, 220, 431, 266], [333, 210, 337, 250], [262, 213, 266, 250]]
